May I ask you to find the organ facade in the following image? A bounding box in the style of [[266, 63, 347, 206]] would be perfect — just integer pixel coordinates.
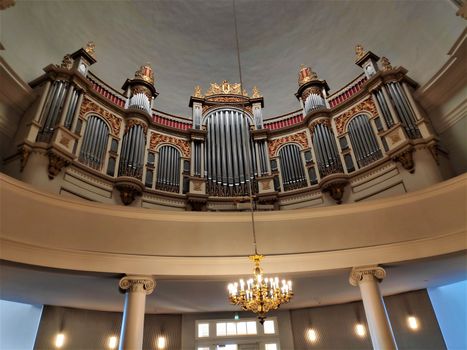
[[3, 43, 450, 210]]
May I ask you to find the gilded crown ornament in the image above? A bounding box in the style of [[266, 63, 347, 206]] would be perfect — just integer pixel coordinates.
[[298, 65, 318, 86], [228, 254, 293, 324], [135, 63, 155, 85], [381, 56, 393, 71], [193, 85, 203, 98], [85, 41, 96, 58], [60, 54, 73, 69], [251, 86, 262, 98], [205, 80, 248, 96], [355, 44, 366, 61]]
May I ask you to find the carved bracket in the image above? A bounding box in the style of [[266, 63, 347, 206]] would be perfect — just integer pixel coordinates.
[[323, 182, 347, 204], [393, 149, 415, 173], [47, 152, 71, 179], [116, 184, 142, 206]]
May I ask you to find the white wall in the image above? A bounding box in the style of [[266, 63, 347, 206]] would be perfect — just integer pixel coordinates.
[[0, 300, 43, 350]]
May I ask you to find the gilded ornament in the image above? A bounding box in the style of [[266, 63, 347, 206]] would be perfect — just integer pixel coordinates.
[[60, 54, 73, 69], [205, 80, 246, 96], [309, 119, 331, 135], [85, 41, 96, 58], [193, 85, 203, 98], [135, 63, 155, 85], [381, 56, 393, 71], [334, 97, 378, 135], [268, 131, 309, 157], [355, 44, 365, 61], [298, 65, 318, 86], [126, 119, 148, 134], [251, 86, 262, 98], [149, 132, 190, 157], [79, 97, 122, 136]]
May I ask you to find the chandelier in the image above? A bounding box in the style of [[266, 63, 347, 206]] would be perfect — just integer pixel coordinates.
[[226, 0, 294, 323], [228, 255, 293, 324]]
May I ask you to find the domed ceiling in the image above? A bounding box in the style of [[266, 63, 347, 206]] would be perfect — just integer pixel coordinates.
[[1, 1, 464, 118]]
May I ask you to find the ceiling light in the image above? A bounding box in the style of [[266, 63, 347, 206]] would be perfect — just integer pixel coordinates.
[[306, 328, 318, 343], [54, 333, 65, 348], [355, 324, 366, 337], [407, 316, 419, 330], [156, 336, 167, 349], [107, 336, 118, 349]]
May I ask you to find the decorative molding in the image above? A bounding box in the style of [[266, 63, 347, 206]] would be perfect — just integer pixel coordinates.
[[119, 275, 155, 295], [309, 119, 331, 135], [349, 265, 386, 286], [116, 183, 142, 206], [334, 97, 378, 135], [149, 132, 190, 157], [126, 119, 148, 134], [47, 152, 71, 179], [393, 148, 415, 174], [79, 97, 122, 136], [268, 131, 309, 157], [323, 181, 347, 204]]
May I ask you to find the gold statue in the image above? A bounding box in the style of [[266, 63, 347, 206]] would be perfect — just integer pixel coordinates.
[[193, 85, 203, 98], [381, 56, 393, 71], [205, 80, 244, 96], [251, 86, 261, 98], [60, 54, 72, 69], [355, 44, 365, 61], [85, 41, 96, 58]]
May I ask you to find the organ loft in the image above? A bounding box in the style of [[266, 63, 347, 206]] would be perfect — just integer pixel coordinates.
[[3, 42, 448, 211]]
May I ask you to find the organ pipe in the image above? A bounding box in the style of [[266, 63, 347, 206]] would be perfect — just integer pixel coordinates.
[[156, 145, 181, 193], [118, 124, 145, 179], [37, 81, 69, 142], [348, 115, 382, 168], [313, 123, 343, 177], [79, 116, 109, 170], [279, 144, 306, 191], [387, 83, 420, 139]]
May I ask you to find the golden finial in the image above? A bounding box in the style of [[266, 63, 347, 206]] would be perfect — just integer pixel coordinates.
[[251, 86, 261, 98], [381, 56, 393, 71], [355, 44, 365, 61], [60, 54, 73, 69], [298, 65, 318, 86], [193, 85, 203, 98], [135, 63, 155, 85], [85, 41, 96, 58]]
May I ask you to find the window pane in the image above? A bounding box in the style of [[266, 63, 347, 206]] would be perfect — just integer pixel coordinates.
[[226, 322, 236, 335], [246, 321, 257, 334], [198, 323, 209, 338], [263, 320, 275, 334], [265, 344, 277, 350], [198, 348, 210, 350], [216, 322, 227, 336], [236, 322, 247, 335], [216, 345, 237, 350]]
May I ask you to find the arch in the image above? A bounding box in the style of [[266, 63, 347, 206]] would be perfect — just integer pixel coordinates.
[[344, 111, 373, 134], [155, 145, 181, 193], [347, 113, 382, 168], [78, 115, 110, 170], [276, 141, 305, 157], [201, 106, 254, 126], [82, 112, 112, 134], [278, 143, 307, 191]]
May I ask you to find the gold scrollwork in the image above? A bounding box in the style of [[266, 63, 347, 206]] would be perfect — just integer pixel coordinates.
[[79, 97, 122, 136], [149, 132, 190, 158], [334, 97, 378, 135], [268, 131, 309, 157]]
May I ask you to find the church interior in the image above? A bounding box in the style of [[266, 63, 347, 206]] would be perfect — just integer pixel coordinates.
[[0, 0, 466, 349]]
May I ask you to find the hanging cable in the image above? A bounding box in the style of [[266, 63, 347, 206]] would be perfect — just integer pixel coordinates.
[[233, 0, 258, 255]]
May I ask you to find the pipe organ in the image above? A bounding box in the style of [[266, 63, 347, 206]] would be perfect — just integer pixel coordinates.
[[8, 43, 445, 210]]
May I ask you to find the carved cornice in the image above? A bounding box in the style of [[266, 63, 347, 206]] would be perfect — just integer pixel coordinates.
[[126, 119, 148, 134], [119, 275, 155, 295], [334, 97, 378, 135], [268, 131, 309, 157], [149, 132, 190, 157], [80, 97, 122, 136], [349, 265, 386, 286]]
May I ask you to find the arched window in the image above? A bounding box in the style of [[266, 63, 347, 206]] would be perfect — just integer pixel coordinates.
[[348, 114, 382, 168], [78, 115, 110, 170], [278, 144, 307, 191], [156, 145, 181, 193], [204, 108, 258, 197]]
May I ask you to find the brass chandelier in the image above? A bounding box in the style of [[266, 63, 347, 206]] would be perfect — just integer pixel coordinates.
[[227, 0, 294, 323]]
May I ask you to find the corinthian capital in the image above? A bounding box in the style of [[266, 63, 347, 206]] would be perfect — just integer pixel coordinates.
[[119, 275, 156, 295], [349, 265, 386, 286]]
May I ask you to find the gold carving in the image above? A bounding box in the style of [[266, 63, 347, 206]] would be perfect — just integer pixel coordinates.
[[205, 80, 248, 96], [135, 63, 155, 85], [126, 119, 148, 134], [60, 54, 72, 69], [381, 57, 393, 71], [268, 131, 309, 157], [193, 179, 203, 191], [298, 65, 318, 86], [79, 97, 122, 136], [59, 136, 71, 147], [149, 132, 190, 157], [355, 44, 365, 61], [309, 119, 331, 135], [334, 97, 378, 135], [302, 86, 323, 101], [131, 85, 152, 99], [193, 85, 203, 98], [85, 41, 96, 58], [251, 86, 261, 98]]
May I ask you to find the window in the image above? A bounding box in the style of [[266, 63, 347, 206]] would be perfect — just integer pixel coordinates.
[[216, 323, 227, 336], [198, 323, 209, 338], [246, 321, 257, 335], [198, 348, 209, 350], [265, 344, 278, 350], [263, 320, 275, 334], [216, 321, 257, 337]]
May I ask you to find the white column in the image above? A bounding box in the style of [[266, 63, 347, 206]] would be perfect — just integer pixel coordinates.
[[33, 80, 52, 122], [118, 275, 155, 350], [349, 266, 397, 350]]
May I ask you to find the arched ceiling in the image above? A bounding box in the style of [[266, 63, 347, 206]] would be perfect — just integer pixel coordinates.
[[1, 1, 464, 118]]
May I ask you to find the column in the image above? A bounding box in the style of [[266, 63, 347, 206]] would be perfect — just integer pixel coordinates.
[[70, 91, 84, 133], [58, 84, 75, 126], [119, 275, 155, 350], [380, 86, 400, 124], [33, 80, 52, 122], [349, 266, 397, 350], [401, 82, 423, 121]]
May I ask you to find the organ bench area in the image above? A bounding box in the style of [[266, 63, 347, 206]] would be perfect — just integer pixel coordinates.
[[4, 43, 449, 211]]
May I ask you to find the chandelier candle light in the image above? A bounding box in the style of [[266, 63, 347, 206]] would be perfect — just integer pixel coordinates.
[[228, 254, 293, 324]]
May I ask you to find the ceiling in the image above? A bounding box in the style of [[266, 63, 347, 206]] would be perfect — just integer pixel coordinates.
[[1, 252, 465, 314], [1, 1, 464, 118]]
